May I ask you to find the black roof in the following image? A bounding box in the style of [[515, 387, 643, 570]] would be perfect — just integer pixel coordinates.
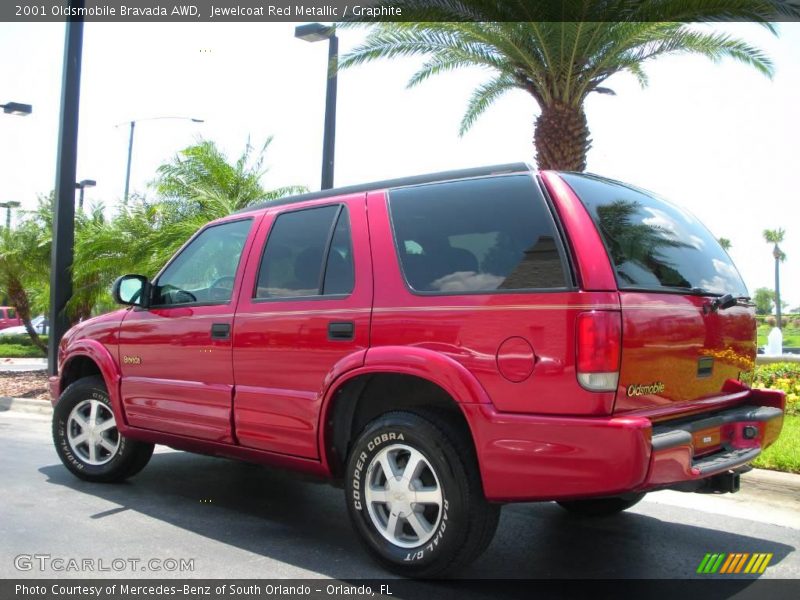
[[235, 162, 533, 214]]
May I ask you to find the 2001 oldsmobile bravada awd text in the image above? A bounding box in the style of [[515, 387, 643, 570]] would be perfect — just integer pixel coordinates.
[[51, 164, 785, 577]]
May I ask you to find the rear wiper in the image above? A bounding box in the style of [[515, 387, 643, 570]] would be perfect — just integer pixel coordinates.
[[704, 294, 751, 313], [658, 285, 729, 297]]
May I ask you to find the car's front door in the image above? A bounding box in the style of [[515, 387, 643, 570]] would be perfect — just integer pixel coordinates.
[[232, 195, 372, 458], [118, 216, 259, 443]]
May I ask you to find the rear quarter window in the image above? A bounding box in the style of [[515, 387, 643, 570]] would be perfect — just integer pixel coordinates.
[[388, 175, 568, 294], [561, 173, 748, 297]]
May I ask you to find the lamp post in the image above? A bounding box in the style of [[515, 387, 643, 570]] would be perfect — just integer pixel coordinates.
[[0, 201, 21, 229], [295, 23, 338, 190], [120, 116, 204, 201], [49, 1, 84, 378], [1, 102, 32, 116], [75, 179, 96, 211]]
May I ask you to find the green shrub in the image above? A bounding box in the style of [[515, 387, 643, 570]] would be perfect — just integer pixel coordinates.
[[0, 334, 48, 347], [753, 362, 800, 416], [0, 344, 46, 358]]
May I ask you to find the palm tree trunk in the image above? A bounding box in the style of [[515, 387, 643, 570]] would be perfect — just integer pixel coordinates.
[[6, 277, 46, 354], [534, 102, 591, 171], [774, 252, 782, 329]]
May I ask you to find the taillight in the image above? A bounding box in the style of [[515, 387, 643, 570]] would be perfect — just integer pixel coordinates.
[[576, 311, 621, 392]]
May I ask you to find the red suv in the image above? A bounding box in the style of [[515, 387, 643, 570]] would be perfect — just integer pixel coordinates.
[[51, 164, 785, 576], [0, 306, 22, 330]]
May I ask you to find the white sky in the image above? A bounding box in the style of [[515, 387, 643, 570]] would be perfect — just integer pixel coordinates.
[[1, 21, 798, 308]]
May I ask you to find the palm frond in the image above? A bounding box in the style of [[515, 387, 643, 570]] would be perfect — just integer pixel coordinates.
[[459, 74, 518, 135]]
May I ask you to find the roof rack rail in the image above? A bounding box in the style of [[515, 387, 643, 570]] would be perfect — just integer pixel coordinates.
[[236, 162, 533, 214]]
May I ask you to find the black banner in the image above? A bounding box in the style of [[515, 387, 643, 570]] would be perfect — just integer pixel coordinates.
[[3, 579, 800, 600], [3, 0, 800, 23]]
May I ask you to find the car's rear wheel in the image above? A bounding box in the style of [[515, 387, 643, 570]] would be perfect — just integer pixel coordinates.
[[53, 376, 154, 482], [557, 492, 646, 517], [345, 410, 499, 578]]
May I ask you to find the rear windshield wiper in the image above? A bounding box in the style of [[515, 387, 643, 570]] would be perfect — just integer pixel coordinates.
[[704, 294, 752, 313], [622, 285, 722, 297]]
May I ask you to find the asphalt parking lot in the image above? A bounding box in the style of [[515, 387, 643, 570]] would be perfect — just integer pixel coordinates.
[[1, 409, 797, 582]]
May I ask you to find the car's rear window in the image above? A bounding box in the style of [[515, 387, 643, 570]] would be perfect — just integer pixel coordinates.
[[561, 173, 748, 297], [388, 175, 568, 294]]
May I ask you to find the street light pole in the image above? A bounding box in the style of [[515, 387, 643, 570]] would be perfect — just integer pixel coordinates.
[[124, 120, 135, 202], [322, 33, 338, 190], [49, 2, 84, 377], [0, 201, 21, 229], [295, 23, 338, 190], [1, 102, 32, 116], [75, 179, 96, 211], [120, 116, 203, 202]]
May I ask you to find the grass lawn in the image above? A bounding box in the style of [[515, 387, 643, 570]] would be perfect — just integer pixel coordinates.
[[752, 415, 800, 474], [757, 323, 800, 348], [0, 344, 46, 358]]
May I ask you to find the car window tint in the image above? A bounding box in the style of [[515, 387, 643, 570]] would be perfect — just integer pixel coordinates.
[[7, 309, 15, 319], [322, 209, 355, 296], [255, 205, 341, 299], [561, 173, 748, 296], [154, 219, 252, 306], [388, 175, 567, 293]]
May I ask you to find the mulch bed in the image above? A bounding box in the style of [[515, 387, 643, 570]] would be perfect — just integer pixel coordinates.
[[0, 371, 50, 400]]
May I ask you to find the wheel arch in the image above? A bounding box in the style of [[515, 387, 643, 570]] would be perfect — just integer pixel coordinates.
[[318, 348, 490, 479], [59, 340, 125, 427]]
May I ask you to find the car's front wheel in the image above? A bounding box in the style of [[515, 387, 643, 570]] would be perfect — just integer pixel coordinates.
[[53, 376, 154, 483], [345, 411, 499, 578]]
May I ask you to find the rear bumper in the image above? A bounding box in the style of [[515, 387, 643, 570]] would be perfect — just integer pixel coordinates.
[[463, 386, 785, 502]]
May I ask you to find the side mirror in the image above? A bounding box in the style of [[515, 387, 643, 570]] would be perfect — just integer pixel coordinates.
[[112, 274, 150, 307]]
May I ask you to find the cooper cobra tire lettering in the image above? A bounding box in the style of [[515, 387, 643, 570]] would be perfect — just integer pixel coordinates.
[[344, 412, 499, 577]]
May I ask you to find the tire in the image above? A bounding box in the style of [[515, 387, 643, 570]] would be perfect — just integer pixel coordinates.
[[557, 492, 646, 517], [52, 376, 154, 483], [345, 410, 499, 578]]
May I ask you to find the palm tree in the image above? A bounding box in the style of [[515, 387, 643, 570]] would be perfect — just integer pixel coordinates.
[[718, 237, 732, 251], [763, 228, 786, 328], [71, 138, 307, 313], [0, 223, 49, 353], [339, 0, 783, 170]]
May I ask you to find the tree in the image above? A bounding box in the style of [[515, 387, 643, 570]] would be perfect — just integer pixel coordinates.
[[763, 228, 786, 328], [718, 237, 732, 251], [339, 0, 782, 170], [0, 222, 50, 352], [151, 138, 306, 255], [753, 287, 775, 316], [72, 138, 306, 310]]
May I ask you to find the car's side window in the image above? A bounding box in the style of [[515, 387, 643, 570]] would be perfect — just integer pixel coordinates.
[[7, 308, 15, 319], [388, 175, 568, 294], [153, 218, 253, 307], [254, 205, 354, 299]]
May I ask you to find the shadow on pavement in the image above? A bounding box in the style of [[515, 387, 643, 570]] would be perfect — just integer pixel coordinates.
[[39, 449, 795, 585]]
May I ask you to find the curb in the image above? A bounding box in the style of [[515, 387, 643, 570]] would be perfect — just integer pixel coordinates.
[[0, 396, 53, 415], [741, 467, 800, 495]]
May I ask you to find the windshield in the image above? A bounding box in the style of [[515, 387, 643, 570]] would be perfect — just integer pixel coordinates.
[[561, 173, 748, 297]]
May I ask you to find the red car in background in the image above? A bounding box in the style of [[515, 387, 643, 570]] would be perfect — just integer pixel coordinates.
[[49, 164, 785, 577], [0, 306, 22, 330]]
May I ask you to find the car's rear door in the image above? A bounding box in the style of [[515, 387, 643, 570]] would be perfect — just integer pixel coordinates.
[[118, 215, 260, 442], [231, 194, 372, 459]]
